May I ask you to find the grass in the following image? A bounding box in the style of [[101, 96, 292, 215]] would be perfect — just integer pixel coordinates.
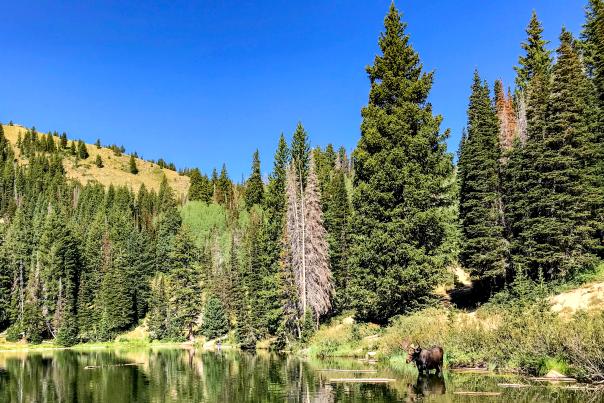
[[306, 300, 604, 381], [305, 315, 381, 358], [1, 124, 190, 199]]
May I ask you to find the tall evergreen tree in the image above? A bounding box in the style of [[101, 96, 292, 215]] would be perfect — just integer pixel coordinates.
[[347, 4, 456, 322], [512, 30, 598, 279], [256, 135, 290, 334], [323, 168, 351, 311], [290, 123, 310, 187], [458, 72, 508, 286], [167, 227, 202, 340], [188, 168, 213, 203], [581, 0, 604, 255], [245, 150, 264, 208], [129, 155, 139, 175], [514, 11, 552, 94], [201, 296, 229, 340]]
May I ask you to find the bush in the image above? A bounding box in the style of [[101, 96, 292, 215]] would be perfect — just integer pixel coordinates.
[[5, 324, 22, 342]]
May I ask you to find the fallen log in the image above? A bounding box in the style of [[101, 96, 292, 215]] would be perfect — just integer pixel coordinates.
[[497, 383, 530, 388], [450, 367, 489, 374], [84, 363, 143, 369], [317, 369, 378, 373], [454, 391, 502, 396], [326, 378, 395, 383], [530, 376, 577, 383]]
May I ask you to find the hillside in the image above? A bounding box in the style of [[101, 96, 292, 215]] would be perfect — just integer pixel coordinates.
[[1, 124, 190, 199]]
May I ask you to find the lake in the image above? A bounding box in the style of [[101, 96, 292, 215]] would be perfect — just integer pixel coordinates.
[[0, 347, 600, 402]]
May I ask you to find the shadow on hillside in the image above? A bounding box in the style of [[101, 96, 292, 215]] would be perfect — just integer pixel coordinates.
[[447, 277, 497, 311]]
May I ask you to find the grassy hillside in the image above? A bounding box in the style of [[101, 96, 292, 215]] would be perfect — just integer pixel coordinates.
[[2, 124, 190, 199]]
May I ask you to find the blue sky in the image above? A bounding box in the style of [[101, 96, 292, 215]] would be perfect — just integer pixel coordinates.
[[0, 1, 586, 180]]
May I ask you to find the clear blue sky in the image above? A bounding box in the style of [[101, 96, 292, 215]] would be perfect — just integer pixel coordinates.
[[0, 1, 586, 180]]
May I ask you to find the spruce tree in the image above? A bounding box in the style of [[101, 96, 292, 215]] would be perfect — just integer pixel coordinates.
[[60, 133, 68, 149], [323, 168, 351, 311], [458, 72, 508, 286], [581, 0, 604, 255], [290, 123, 310, 187], [257, 135, 290, 334], [167, 227, 202, 340], [77, 140, 89, 159], [95, 155, 103, 168], [513, 30, 598, 279], [347, 4, 456, 322], [215, 164, 233, 208], [515, 11, 552, 93], [245, 150, 264, 208], [148, 273, 170, 340], [201, 296, 229, 340], [188, 168, 212, 203], [129, 155, 139, 175]]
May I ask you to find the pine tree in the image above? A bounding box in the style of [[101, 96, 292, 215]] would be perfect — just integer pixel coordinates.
[[515, 11, 552, 94], [581, 0, 604, 255], [215, 164, 233, 208], [256, 134, 290, 334], [201, 296, 229, 340], [156, 178, 182, 272], [323, 168, 351, 311], [22, 265, 45, 344], [245, 150, 264, 208], [95, 139, 102, 148], [513, 30, 598, 279], [188, 168, 212, 203], [347, 4, 456, 322], [129, 155, 139, 175], [95, 155, 104, 168], [167, 227, 202, 340], [77, 140, 89, 159], [60, 133, 68, 149], [290, 123, 310, 187], [148, 273, 170, 340], [458, 72, 508, 286]]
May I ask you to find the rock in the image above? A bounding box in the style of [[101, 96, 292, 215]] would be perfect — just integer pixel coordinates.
[[544, 370, 566, 378]]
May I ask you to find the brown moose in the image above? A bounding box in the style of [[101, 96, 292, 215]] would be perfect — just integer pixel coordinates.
[[406, 345, 444, 375]]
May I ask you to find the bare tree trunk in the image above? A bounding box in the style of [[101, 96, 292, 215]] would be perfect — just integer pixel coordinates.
[[298, 159, 307, 315]]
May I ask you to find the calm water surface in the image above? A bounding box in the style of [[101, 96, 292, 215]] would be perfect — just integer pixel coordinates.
[[0, 347, 601, 402]]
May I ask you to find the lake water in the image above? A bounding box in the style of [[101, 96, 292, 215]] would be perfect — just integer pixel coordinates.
[[0, 347, 600, 402]]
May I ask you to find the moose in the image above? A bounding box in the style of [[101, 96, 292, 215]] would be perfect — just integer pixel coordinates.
[[406, 344, 444, 375]]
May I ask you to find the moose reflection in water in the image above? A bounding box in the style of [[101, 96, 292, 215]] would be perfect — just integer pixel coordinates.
[[411, 373, 446, 397]]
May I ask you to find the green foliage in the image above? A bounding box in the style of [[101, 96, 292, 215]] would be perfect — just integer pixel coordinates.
[[201, 297, 229, 340], [167, 227, 203, 340], [5, 324, 22, 342], [95, 154, 103, 168], [509, 30, 599, 280], [129, 154, 138, 174], [245, 150, 264, 208], [77, 140, 89, 159], [458, 72, 508, 285], [290, 122, 310, 187], [514, 11, 552, 93], [300, 310, 315, 343], [188, 168, 212, 203], [347, 4, 457, 322]]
